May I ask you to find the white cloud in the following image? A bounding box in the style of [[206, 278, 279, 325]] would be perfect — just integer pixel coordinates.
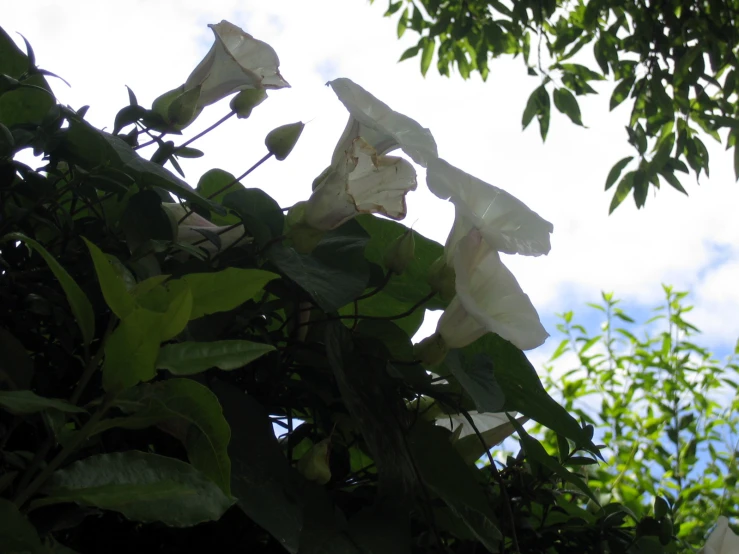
[[6, 0, 739, 352]]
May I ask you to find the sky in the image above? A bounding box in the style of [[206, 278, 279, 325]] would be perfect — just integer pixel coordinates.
[[5, 0, 739, 369]]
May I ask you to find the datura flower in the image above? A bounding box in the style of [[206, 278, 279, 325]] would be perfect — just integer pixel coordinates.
[[435, 229, 549, 351], [436, 411, 511, 439], [162, 203, 246, 257], [327, 78, 438, 168], [701, 517, 739, 554], [427, 157, 553, 259], [304, 137, 417, 230], [185, 20, 289, 108]]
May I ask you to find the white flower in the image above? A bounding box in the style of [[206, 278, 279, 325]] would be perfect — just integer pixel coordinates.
[[162, 203, 246, 257], [702, 517, 739, 554], [427, 157, 553, 259], [436, 229, 549, 351], [185, 20, 289, 108], [328, 78, 438, 168], [304, 137, 417, 230]]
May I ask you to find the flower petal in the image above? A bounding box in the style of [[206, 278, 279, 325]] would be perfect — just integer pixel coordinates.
[[427, 158, 553, 258], [436, 411, 512, 439], [186, 21, 289, 108], [704, 517, 739, 554], [305, 139, 417, 230], [438, 229, 549, 350], [328, 78, 438, 167]]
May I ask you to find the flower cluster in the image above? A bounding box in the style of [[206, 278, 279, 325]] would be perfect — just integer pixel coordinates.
[[173, 20, 552, 355]]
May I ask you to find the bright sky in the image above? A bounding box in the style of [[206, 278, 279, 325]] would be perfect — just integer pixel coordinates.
[[6, 0, 739, 366]]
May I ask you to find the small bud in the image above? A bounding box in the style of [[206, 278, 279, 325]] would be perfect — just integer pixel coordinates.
[[414, 332, 449, 366], [428, 256, 456, 303], [265, 121, 304, 161], [384, 229, 416, 275], [230, 88, 268, 119], [168, 85, 202, 127], [297, 438, 331, 485]]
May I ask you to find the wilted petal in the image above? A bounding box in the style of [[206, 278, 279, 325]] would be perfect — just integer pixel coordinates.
[[703, 517, 739, 554], [186, 20, 289, 108], [437, 229, 549, 350], [305, 138, 417, 230], [427, 158, 553, 258], [328, 78, 438, 167]]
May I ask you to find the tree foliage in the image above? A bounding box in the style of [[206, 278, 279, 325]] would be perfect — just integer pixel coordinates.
[[380, 0, 739, 211], [539, 287, 739, 550]]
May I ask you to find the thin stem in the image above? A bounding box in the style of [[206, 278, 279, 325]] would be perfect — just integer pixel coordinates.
[[462, 410, 520, 554], [175, 111, 235, 152], [332, 291, 436, 323], [70, 315, 117, 405], [14, 398, 113, 508], [355, 271, 394, 301], [177, 152, 273, 225]]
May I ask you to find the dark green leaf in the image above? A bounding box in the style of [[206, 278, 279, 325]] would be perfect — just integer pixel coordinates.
[[34, 451, 233, 527], [4, 233, 94, 346], [0, 390, 85, 415], [0, 327, 33, 389], [610, 76, 636, 111], [605, 156, 633, 190], [223, 188, 285, 247], [509, 416, 600, 505], [0, 498, 45, 553], [421, 38, 434, 76], [445, 350, 505, 412], [553, 87, 583, 126], [83, 239, 135, 319]]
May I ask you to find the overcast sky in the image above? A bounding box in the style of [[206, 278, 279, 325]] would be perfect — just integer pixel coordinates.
[[6, 0, 739, 367]]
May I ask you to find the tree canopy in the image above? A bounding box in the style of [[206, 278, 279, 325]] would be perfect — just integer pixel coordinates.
[[379, 0, 739, 212]]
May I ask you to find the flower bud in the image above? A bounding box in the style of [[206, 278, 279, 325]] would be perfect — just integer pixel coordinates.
[[297, 438, 331, 485], [384, 229, 416, 275], [168, 86, 202, 128], [230, 88, 268, 118], [265, 121, 304, 161], [414, 332, 449, 366], [428, 255, 456, 302]]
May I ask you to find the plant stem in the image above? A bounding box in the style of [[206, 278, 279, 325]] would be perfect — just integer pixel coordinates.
[[333, 291, 436, 323], [175, 111, 235, 152], [70, 315, 117, 405], [13, 399, 112, 508], [177, 152, 273, 225]]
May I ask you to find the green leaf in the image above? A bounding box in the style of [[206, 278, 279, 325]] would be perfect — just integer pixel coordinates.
[[34, 451, 233, 527], [102, 307, 162, 391], [0, 327, 34, 389], [461, 334, 599, 450], [136, 279, 193, 341], [398, 45, 420, 62], [610, 76, 636, 110], [212, 379, 310, 552], [195, 169, 240, 220], [734, 143, 739, 181], [223, 188, 285, 247], [522, 85, 546, 129], [420, 38, 435, 76], [0, 498, 45, 553], [609, 171, 635, 214], [0, 28, 54, 128], [83, 238, 135, 319], [0, 390, 85, 415], [355, 215, 446, 335], [269, 220, 370, 312], [444, 351, 505, 412], [99, 379, 232, 495], [508, 416, 600, 505], [182, 268, 278, 319], [4, 233, 94, 346], [121, 189, 175, 253], [409, 421, 501, 549], [553, 87, 583, 126], [537, 87, 551, 141], [156, 340, 275, 375]]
